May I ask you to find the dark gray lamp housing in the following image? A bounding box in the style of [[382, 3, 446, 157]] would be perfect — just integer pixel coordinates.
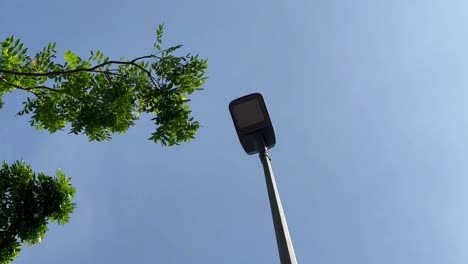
[[229, 93, 276, 155]]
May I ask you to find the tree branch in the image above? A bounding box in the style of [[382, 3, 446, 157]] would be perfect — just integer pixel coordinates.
[[0, 56, 161, 88], [130, 54, 161, 63], [0, 56, 157, 77], [0, 77, 40, 97], [0, 76, 61, 96]]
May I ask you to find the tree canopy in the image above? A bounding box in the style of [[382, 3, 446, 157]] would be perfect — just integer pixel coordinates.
[[0, 24, 207, 263]]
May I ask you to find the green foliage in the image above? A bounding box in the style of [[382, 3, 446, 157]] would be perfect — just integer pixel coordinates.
[[0, 161, 76, 264], [0, 24, 206, 262], [0, 24, 208, 145]]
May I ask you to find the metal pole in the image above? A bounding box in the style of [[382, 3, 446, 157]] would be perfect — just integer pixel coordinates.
[[259, 148, 297, 264]]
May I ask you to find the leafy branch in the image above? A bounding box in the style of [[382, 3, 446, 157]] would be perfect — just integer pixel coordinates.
[[0, 24, 208, 146]]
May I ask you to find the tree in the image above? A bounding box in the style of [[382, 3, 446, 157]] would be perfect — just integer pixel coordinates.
[[0, 24, 208, 263], [0, 161, 75, 263]]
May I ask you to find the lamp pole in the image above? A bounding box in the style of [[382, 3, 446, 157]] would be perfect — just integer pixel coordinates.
[[259, 147, 297, 264], [229, 93, 297, 263]]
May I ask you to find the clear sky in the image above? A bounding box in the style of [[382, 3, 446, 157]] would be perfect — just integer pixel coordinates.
[[2, 0, 468, 263]]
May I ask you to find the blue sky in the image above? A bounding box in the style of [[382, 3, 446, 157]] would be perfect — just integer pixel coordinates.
[[2, 0, 468, 263]]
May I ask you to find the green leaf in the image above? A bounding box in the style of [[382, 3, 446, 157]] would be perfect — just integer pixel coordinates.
[[64, 50, 80, 68]]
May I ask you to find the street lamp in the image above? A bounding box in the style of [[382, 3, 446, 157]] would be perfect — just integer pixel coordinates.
[[229, 93, 297, 264]]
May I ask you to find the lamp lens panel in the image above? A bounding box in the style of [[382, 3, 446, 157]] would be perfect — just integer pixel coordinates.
[[232, 99, 265, 129]]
